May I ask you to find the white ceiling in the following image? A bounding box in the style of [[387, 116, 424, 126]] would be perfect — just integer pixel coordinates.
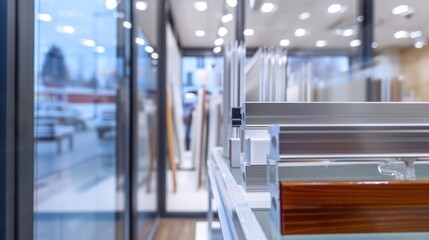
[[169, 0, 429, 50]]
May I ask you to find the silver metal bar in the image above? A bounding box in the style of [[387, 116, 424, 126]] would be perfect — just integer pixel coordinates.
[[269, 123, 429, 161], [242, 102, 429, 129]]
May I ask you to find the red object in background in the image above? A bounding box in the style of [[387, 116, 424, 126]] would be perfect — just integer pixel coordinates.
[[67, 94, 116, 103]]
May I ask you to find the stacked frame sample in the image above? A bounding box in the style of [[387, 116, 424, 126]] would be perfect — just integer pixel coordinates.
[[266, 102, 429, 237]]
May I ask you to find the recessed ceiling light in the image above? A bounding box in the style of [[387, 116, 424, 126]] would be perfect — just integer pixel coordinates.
[[95, 46, 105, 53], [342, 28, 354, 37], [135, 37, 145, 45], [244, 29, 254, 36], [410, 31, 422, 39], [218, 27, 228, 37], [221, 14, 233, 23], [105, 0, 119, 10], [136, 1, 148, 11], [226, 0, 237, 8], [279, 39, 290, 47], [213, 46, 222, 53], [195, 30, 205, 37], [328, 4, 343, 14], [151, 52, 159, 59], [38, 13, 52, 22], [122, 21, 132, 29], [349, 39, 361, 47], [294, 28, 306, 37], [415, 40, 426, 49], [194, 1, 207, 12], [260, 2, 277, 13], [145, 45, 154, 53], [372, 42, 378, 49], [62, 25, 75, 34], [394, 30, 409, 39], [392, 5, 412, 15], [299, 12, 310, 20], [316, 40, 327, 47], [214, 38, 224, 46], [81, 39, 96, 47]]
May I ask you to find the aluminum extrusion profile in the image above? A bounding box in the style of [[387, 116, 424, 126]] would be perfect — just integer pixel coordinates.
[[241, 102, 429, 130], [269, 124, 429, 161]]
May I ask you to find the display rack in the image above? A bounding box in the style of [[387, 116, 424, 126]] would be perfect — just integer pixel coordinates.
[[208, 147, 429, 240]]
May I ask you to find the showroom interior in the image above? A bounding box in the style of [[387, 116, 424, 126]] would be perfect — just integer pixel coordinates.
[[3, 0, 429, 239]]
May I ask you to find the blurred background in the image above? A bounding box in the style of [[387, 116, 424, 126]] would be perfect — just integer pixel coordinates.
[[30, 0, 429, 239]]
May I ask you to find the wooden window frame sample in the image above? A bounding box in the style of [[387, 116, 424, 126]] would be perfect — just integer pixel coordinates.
[[279, 180, 429, 235], [265, 102, 429, 236]]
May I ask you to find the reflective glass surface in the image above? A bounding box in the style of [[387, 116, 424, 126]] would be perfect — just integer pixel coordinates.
[[34, 0, 130, 239], [134, 0, 159, 236]]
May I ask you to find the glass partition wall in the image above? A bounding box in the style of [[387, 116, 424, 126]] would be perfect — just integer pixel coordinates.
[[34, 0, 159, 239]]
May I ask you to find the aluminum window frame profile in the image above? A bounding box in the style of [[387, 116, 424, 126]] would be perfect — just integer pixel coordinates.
[[0, 0, 35, 239]]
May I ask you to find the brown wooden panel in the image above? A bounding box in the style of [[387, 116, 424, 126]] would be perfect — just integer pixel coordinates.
[[280, 180, 429, 235]]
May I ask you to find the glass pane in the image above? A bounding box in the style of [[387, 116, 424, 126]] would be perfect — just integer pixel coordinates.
[[34, 0, 129, 239], [134, 0, 159, 237], [374, 0, 429, 102], [163, 0, 227, 213]]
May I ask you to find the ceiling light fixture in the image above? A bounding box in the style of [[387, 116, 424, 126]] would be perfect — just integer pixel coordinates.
[[81, 39, 96, 47], [195, 30, 205, 37], [415, 40, 426, 49], [218, 27, 228, 37], [328, 4, 343, 14], [221, 14, 233, 23], [135, 37, 145, 45], [410, 31, 422, 39], [226, 0, 237, 8], [372, 42, 378, 49], [279, 39, 290, 47], [392, 5, 412, 15], [244, 29, 254, 36], [342, 28, 354, 37], [38, 13, 52, 22], [394, 30, 409, 39], [136, 1, 148, 11], [260, 2, 277, 13], [62, 25, 75, 34], [151, 52, 159, 59], [349, 39, 361, 47], [299, 12, 310, 20], [122, 21, 132, 29], [213, 46, 222, 54], [105, 0, 120, 10], [95, 46, 105, 53], [214, 38, 224, 46], [316, 40, 327, 47], [194, 1, 208, 12], [294, 28, 306, 37], [145, 46, 154, 53]]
